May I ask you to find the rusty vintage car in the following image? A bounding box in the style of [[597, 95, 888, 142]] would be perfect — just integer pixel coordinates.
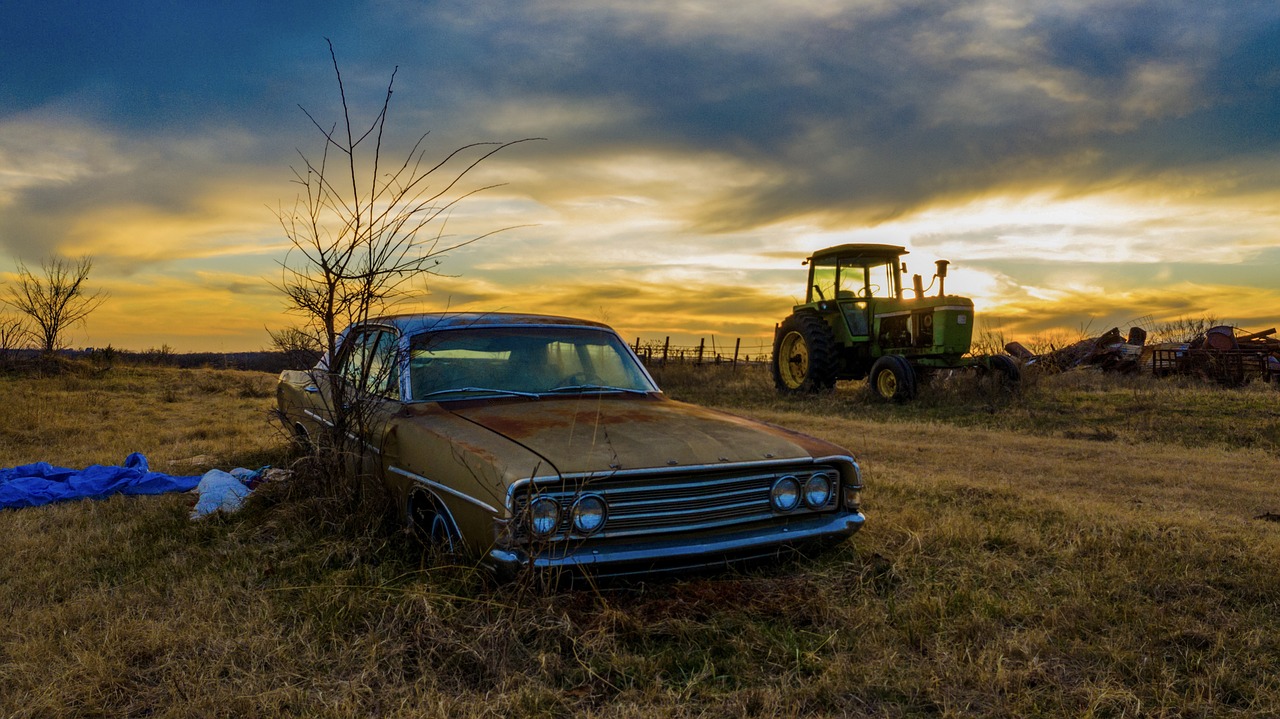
[[276, 313, 864, 578]]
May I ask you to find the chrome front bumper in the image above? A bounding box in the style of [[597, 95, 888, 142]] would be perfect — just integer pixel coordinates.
[[487, 510, 864, 579]]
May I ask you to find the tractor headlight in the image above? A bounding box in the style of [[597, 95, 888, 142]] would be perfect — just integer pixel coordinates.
[[529, 497, 560, 537], [803, 472, 833, 508], [571, 494, 607, 535], [771, 476, 801, 512]]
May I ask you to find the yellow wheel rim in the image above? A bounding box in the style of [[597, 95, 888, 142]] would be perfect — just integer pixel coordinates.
[[875, 368, 898, 398], [778, 331, 810, 389]]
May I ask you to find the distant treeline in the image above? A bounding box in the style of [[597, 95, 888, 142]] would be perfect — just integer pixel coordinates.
[[6, 347, 321, 374]]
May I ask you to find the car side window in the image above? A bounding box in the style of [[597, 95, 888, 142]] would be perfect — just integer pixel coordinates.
[[365, 330, 401, 399], [336, 329, 374, 388], [334, 328, 402, 398]]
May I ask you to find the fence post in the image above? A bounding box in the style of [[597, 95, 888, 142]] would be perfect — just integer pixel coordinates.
[[697, 338, 705, 365], [662, 336, 670, 367], [634, 337, 640, 353], [732, 338, 741, 370]]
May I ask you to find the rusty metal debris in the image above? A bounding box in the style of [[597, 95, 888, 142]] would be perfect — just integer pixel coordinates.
[[1151, 326, 1280, 386], [1006, 326, 1148, 374], [1007, 325, 1280, 386]]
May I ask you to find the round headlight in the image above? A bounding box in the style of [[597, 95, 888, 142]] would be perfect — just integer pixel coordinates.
[[529, 497, 560, 537], [571, 494, 608, 535], [771, 476, 801, 512], [803, 472, 833, 508]]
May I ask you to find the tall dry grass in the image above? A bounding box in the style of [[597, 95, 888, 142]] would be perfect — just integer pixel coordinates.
[[652, 362, 1280, 454], [0, 364, 286, 471], [0, 363, 1277, 717]]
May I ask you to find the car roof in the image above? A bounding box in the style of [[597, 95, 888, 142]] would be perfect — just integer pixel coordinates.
[[808, 244, 907, 263], [358, 312, 615, 336]]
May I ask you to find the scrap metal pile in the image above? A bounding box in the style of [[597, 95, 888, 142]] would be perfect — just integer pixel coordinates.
[[1006, 325, 1280, 386]]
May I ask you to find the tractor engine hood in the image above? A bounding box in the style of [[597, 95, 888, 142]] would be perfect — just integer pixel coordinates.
[[446, 396, 843, 476]]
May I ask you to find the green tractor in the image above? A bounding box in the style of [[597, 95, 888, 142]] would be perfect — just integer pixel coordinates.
[[772, 244, 1019, 401]]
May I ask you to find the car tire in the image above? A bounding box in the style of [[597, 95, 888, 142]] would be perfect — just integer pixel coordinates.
[[869, 355, 917, 402], [988, 353, 1018, 383], [988, 354, 1022, 387], [409, 493, 459, 555], [772, 312, 840, 393], [291, 423, 314, 453]]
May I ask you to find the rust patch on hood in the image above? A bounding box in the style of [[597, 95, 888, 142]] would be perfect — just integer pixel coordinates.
[[445, 395, 840, 475]]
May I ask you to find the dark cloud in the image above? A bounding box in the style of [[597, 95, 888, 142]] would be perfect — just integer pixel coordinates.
[[0, 133, 285, 262], [396, 0, 1280, 230], [0, 0, 361, 129], [11, 1, 1279, 234]]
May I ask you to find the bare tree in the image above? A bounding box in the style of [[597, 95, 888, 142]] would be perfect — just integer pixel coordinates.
[[274, 40, 537, 464], [4, 256, 107, 355], [267, 324, 324, 369], [0, 312, 27, 367]]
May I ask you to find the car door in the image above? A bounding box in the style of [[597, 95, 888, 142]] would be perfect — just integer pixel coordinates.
[[358, 328, 405, 477], [286, 329, 364, 439], [297, 325, 393, 439], [296, 326, 374, 436], [328, 326, 404, 479]]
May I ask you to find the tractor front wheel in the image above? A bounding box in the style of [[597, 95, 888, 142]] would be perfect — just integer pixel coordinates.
[[772, 312, 839, 393], [869, 355, 917, 402]]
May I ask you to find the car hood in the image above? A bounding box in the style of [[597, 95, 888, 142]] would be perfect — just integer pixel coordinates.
[[444, 395, 846, 475]]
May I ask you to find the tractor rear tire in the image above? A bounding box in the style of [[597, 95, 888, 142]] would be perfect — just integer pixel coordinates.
[[869, 355, 917, 402], [773, 312, 839, 393]]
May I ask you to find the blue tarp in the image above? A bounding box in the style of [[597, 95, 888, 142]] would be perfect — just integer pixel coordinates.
[[0, 453, 201, 509]]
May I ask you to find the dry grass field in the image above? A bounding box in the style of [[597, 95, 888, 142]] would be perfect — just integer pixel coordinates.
[[1, 362, 1278, 717]]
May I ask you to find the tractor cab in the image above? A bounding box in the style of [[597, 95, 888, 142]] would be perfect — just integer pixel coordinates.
[[807, 244, 904, 303], [806, 244, 906, 337]]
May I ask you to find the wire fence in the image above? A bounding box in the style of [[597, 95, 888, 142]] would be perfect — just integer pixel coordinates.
[[630, 337, 773, 368]]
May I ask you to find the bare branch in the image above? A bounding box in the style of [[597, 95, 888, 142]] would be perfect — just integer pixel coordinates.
[[271, 46, 542, 449], [3, 256, 107, 354]]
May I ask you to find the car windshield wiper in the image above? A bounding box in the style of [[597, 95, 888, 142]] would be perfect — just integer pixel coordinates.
[[418, 387, 540, 400], [542, 384, 650, 396]]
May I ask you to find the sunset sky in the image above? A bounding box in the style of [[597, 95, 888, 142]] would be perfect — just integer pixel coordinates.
[[2, 1, 1279, 353]]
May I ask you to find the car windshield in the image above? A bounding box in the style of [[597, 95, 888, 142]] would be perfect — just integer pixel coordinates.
[[407, 326, 657, 401]]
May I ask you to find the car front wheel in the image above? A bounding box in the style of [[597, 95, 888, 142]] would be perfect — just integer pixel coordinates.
[[409, 493, 459, 556]]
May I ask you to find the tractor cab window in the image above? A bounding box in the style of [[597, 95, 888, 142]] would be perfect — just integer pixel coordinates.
[[839, 258, 897, 299], [838, 265, 869, 298], [810, 259, 837, 302], [811, 253, 901, 301], [872, 259, 898, 298]]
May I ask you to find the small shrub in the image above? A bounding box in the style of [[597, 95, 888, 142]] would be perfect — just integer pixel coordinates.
[[236, 374, 273, 398], [90, 344, 117, 371], [142, 343, 176, 365], [160, 383, 181, 403]]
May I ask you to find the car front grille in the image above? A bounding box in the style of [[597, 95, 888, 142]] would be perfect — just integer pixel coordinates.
[[510, 464, 842, 542]]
